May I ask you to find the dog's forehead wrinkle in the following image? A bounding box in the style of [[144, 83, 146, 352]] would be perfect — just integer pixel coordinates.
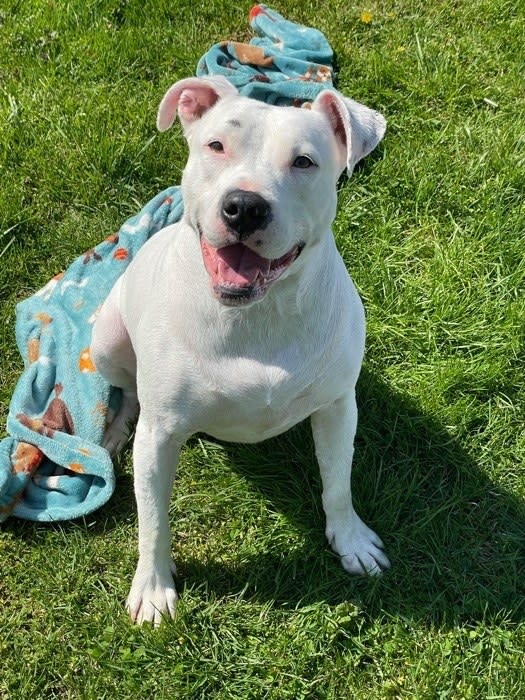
[[202, 103, 267, 139], [202, 101, 329, 160]]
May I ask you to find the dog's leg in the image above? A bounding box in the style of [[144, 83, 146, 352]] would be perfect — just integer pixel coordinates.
[[126, 415, 180, 625], [91, 278, 139, 454], [311, 391, 390, 575]]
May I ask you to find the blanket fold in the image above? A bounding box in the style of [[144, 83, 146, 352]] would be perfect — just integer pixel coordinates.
[[0, 4, 335, 522]]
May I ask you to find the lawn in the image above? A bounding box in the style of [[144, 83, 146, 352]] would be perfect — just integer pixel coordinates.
[[0, 0, 524, 698]]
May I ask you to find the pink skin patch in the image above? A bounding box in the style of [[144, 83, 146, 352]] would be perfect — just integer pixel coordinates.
[[201, 237, 302, 305]]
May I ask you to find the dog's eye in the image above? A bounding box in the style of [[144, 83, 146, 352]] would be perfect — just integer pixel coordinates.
[[293, 155, 316, 169], [208, 140, 224, 153]]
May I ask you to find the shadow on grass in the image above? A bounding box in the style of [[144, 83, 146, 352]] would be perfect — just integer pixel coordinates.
[[178, 367, 525, 626]]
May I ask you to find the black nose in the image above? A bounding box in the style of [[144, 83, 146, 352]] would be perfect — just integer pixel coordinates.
[[221, 190, 271, 239]]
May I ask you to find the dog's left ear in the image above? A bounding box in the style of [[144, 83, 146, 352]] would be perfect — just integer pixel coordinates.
[[312, 90, 386, 176]]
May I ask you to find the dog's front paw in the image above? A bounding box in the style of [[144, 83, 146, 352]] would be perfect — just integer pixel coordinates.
[[126, 560, 178, 626], [327, 514, 390, 576]]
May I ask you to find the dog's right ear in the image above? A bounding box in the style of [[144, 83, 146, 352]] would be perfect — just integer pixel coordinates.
[[157, 76, 238, 133]]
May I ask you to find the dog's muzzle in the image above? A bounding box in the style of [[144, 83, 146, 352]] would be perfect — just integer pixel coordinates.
[[200, 236, 303, 306]]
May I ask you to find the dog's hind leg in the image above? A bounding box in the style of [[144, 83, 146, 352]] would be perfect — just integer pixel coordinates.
[[102, 389, 139, 455], [91, 277, 139, 454]]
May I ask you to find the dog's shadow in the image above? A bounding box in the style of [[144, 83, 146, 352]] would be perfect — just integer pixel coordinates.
[[177, 367, 525, 626]]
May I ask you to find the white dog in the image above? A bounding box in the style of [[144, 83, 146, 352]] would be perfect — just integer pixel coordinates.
[[91, 75, 389, 625]]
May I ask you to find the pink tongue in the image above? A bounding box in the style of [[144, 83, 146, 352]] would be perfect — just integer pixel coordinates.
[[204, 241, 271, 286]]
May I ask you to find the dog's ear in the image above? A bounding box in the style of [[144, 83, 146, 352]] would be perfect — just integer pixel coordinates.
[[157, 76, 238, 133], [312, 90, 386, 176]]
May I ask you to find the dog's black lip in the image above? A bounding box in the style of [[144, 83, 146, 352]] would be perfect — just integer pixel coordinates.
[[214, 284, 262, 307], [216, 285, 255, 298]]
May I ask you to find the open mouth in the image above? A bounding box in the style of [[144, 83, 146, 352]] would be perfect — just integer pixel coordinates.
[[200, 237, 303, 305]]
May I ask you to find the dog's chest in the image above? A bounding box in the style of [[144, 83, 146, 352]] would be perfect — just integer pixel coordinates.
[[195, 352, 336, 443]]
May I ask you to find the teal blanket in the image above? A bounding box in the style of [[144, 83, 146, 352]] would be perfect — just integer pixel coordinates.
[[0, 4, 335, 522]]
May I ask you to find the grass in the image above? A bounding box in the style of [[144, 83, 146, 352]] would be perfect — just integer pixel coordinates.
[[0, 0, 524, 697]]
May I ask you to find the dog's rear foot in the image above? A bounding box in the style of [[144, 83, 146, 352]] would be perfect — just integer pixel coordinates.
[[103, 390, 139, 455]]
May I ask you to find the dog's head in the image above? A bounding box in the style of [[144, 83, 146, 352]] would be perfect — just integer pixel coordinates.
[[158, 76, 385, 306]]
